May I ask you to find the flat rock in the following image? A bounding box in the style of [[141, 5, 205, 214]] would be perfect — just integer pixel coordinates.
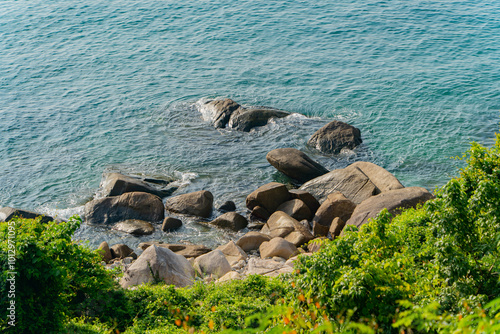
[[259, 237, 298, 260], [209, 212, 248, 231], [138, 242, 212, 258], [100, 172, 176, 198], [349, 161, 404, 192], [236, 232, 272, 252], [165, 190, 213, 218], [113, 219, 154, 235], [266, 148, 329, 183], [194, 249, 232, 278], [312, 191, 356, 228], [289, 189, 321, 215], [246, 182, 291, 213], [276, 199, 313, 222], [162, 217, 182, 231], [346, 187, 435, 229], [85, 191, 164, 225], [307, 120, 362, 154], [300, 165, 378, 204], [0, 207, 54, 224], [120, 245, 194, 288]]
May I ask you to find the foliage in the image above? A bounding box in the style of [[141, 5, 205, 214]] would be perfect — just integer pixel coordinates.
[[0, 216, 129, 334]]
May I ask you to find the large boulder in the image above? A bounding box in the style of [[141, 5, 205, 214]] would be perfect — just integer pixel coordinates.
[[312, 191, 356, 227], [244, 257, 294, 277], [165, 190, 213, 218], [216, 241, 248, 266], [276, 199, 313, 222], [113, 220, 155, 235], [289, 189, 321, 215], [120, 245, 195, 288], [259, 237, 298, 260], [266, 148, 329, 183], [236, 232, 272, 252], [110, 244, 134, 259], [85, 192, 164, 225], [100, 172, 176, 198], [97, 241, 112, 263], [329, 217, 346, 238], [209, 212, 248, 231], [193, 250, 232, 278], [307, 120, 362, 154], [0, 207, 54, 224], [261, 211, 297, 238], [346, 187, 435, 229], [348, 162, 404, 192], [246, 182, 291, 213], [198, 98, 289, 132], [138, 242, 211, 258]]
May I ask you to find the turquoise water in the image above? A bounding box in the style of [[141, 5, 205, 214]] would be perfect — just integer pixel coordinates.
[[1, 1, 499, 247]]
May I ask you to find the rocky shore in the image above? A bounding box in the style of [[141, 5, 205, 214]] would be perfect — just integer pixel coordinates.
[[0, 98, 435, 290]]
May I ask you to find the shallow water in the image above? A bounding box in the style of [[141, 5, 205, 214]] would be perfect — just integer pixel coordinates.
[[1, 0, 499, 248]]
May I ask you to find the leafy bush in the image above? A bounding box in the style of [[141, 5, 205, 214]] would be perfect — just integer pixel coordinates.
[[0, 216, 129, 333]]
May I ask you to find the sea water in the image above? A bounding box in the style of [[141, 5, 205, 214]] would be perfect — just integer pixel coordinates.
[[1, 0, 499, 248]]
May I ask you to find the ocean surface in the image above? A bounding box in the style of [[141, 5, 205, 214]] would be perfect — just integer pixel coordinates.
[[1, 0, 499, 248]]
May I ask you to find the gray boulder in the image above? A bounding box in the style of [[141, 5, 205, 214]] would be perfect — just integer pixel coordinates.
[[113, 220, 155, 235], [165, 190, 213, 218], [216, 241, 248, 266], [266, 148, 329, 183], [120, 245, 195, 288], [100, 172, 176, 198], [348, 162, 404, 192], [193, 249, 232, 278], [307, 120, 362, 154], [85, 192, 164, 225], [0, 207, 54, 224], [346, 187, 434, 229]]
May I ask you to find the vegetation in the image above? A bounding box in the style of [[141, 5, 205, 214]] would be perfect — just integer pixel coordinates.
[[1, 134, 499, 333]]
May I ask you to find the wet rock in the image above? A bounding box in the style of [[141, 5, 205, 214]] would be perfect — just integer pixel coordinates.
[[120, 245, 194, 288], [312, 191, 356, 228], [194, 250, 232, 278], [218, 201, 236, 213], [201, 98, 241, 128], [276, 199, 313, 222], [228, 108, 289, 132], [266, 148, 329, 183], [113, 219, 155, 235], [346, 187, 435, 229], [85, 192, 164, 225], [100, 172, 177, 198], [138, 242, 212, 258], [289, 189, 321, 215], [0, 207, 54, 224], [236, 232, 272, 252], [300, 165, 378, 204], [246, 182, 291, 213], [110, 244, 133, 259], [209, 212, 248, 231], [162, 217, 183, 231], [165, 190, 214, 218], [307, 120, 362, 154], [259, 237, 298, 260], [97, 241, 112, 263]]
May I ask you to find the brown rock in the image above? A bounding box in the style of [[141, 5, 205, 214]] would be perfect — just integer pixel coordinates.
[[312, 191, 356, 228], [97, 241, 112, 263], [349, 161, 404, 192], [236, 232, 272, 252], [266, 148, 329, 183], [329, 217, 346, 238], [84, 192, 164, 225], [110, 244, 133, 259], [165, 190, 214, 218], [0, 207, 54, 224], [113, 220, 155, 235], [246, 182, 291, 213], [193, 250, 232, 278], [138, 242, 211, 258], [209, 212, 248, 231], [162, 217, 182, 231], [216, 241, 247, 266], [276, 199, 313, 222], [312, 221, 330, 237], [307, 120, 362, 154], [259, 237, 298, 260], [100, 172, 176, 198], [346, 187, 435, 229], [228, 107, 289, 132], [250, 206, 271, 221], [289, 189, 321, 215], [263, 211, 297, 238]]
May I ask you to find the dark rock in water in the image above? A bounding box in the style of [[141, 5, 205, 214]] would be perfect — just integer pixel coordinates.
[[113, 219, 155, 235], [307, 120, 362, 154], [209, 212, 248, 231], [228, 108, 289, 132], [138, 241, 211, 258], [250, 206, 271, 221], [110, 244, 133, 259], [0, 207, 55, 224], [246, 182, 291, 214], [165, 190, 214, 218], [218, 201, 236, 213], [266, 148, 329, 183], [199, 98, 289, 132], [345, 187, 435, 229], [289, 189, 321, 215], [84, 192, 164, 225], [97, 241, 112, 263], [100, 172, 177, 198], [162, 217, 183, 231]]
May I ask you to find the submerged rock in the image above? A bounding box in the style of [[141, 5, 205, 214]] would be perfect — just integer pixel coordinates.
[[307, 120, 362, 154], [209, 212, 248, 231], [113, 219, 155, 235], [162, 217, 183, 232], [165, 190, 214, 218], [218, 200, 236, 213], [84, 192, 164, 225], [266, 148, 329, 183], [0, 207, 55, 224], [100, 172, 177, 198]]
